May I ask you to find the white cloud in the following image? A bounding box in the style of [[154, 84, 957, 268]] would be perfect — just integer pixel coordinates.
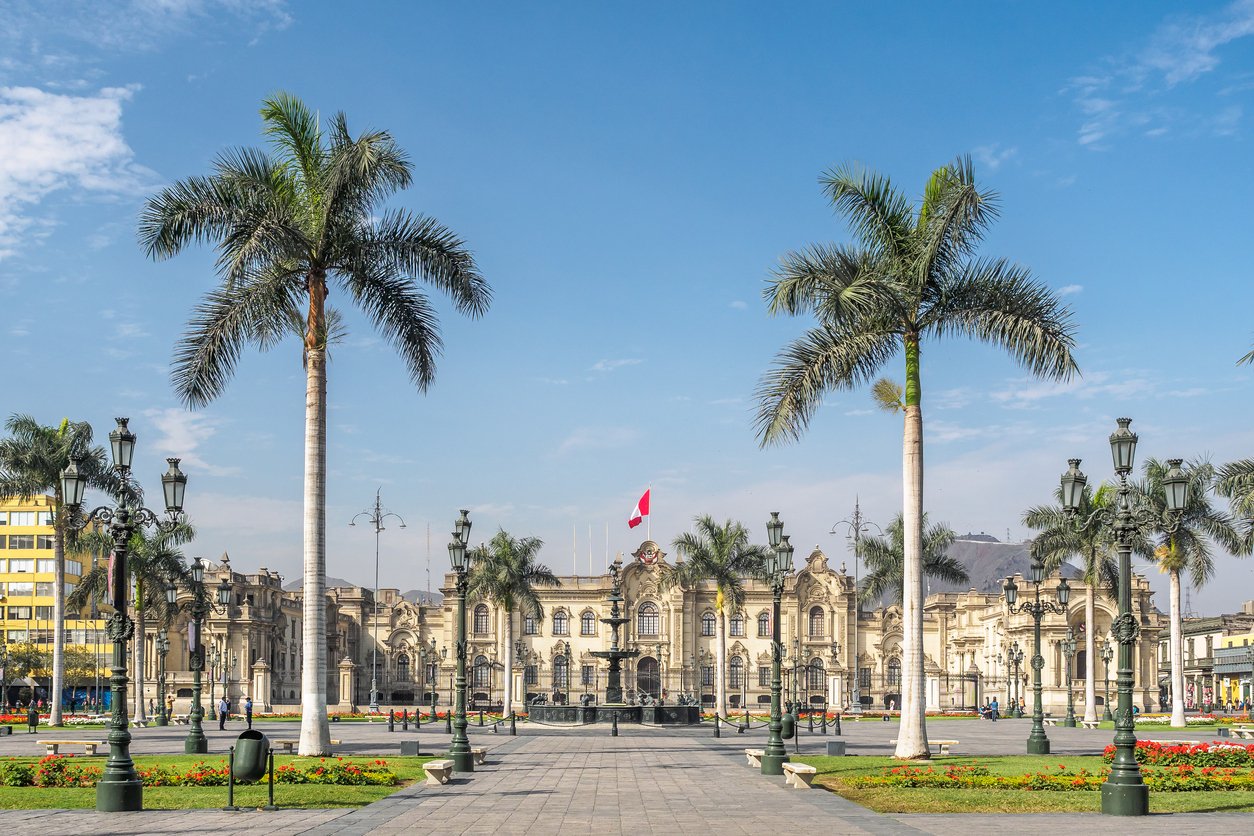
[[142, 408, 240, 476], [1058, 284, 1084, 296], [1140, 0, 1254, 86], [590, 358, 642, 373], [556, 426, 640, 455], [971, 143, 1018, 172], [729, 300, 748, 310], [0, 85, 155, 260], [991, 370, 1157, 410]]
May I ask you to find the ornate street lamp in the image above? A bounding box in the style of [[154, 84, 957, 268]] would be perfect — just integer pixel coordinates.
[[181, 558, 209, 754], [1004, 558, 1070, 754], [351, 490, 406, 714], [448, 510, 473, 773], [1061, 627, 1077, 727], [760, 512, 792, 776], [1060, 419, 1188, 816], [208, 645, 221, 724], [216, 576, 233, 709], [60, 418, 187, 812], [1101, 635, 1114, 722], [154, 628, 170, 727], [1008, 641, 1024, 717]]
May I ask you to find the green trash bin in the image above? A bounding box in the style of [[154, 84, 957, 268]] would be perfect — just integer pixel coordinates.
[[232, 729, 270, 782]]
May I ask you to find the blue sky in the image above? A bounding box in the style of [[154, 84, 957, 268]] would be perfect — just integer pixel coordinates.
[[1, 1, 1252, 613]]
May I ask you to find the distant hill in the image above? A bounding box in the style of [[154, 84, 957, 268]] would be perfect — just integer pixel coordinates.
[[281, 577, 443, 605], [401, 589, 444, 605]]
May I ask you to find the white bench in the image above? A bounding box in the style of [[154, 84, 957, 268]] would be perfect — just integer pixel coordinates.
[[423, 758, 455, 785], [1080, 720, 1101, 729], [273, 738, 341, 754], [39, 740, 105, 756], [744, 748, 764, 767], [782, 762, 817, 789], [470, 746, 487, 766], [172, 714, 190, 725], [1144, 739, 1201, 747], [891, 738, 959, 755], [1231, 726, 1254, 739], [1042, 718, 1058, 727]]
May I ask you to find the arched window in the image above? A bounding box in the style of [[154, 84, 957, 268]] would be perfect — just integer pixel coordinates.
[[729, 656, 744, 689], [581, 611, 596, 636], [553, 610, 569, 636], [701, 611, 716, 637], [473, 654, 490, 688], [523, 614, 537, 635], [553, 655, 569, 688], [396, 653, 410, 682], [730, 613, 744, 637], [474, 604, 489, 634], [757, 612, 770, 637], [809, 606, 825, 638], [637, 603, 659, 636], [807, 657, 825, 691], [887, 658, 902, 687], [524, 664, 538, 686]]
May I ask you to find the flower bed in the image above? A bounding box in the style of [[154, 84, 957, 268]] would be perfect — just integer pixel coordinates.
[[851, 761, 1254, 793], [1103, 740, 1254, 767], [0, 755, 397, 788]]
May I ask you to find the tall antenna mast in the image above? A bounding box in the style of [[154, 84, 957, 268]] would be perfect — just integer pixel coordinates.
[[426, 522, 431, 601]]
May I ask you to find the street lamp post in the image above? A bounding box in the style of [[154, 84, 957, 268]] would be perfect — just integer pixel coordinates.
[[1059, 419, 1189, 816], [216, 576, 233, 711], [1009, 642, 1024, 718], [208, 646, 220, 723], [1061, 628, 1077, 727], [60, 418, 188, 812], [1004, 558, 1071, 755], [830, 500, 881, 714], [447, 510, 474, 773], [154, 631, 170, 726], [761, 513, 793, 776], [1101, 636, 1114, 722], [351, 490, 406, 715], [182, 560, 210, 754]]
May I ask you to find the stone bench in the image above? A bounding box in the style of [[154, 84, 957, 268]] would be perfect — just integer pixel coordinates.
[[1231, 726, 1254, 739], [273, 738, 341, 754], [891, 738, 958, 756], [470, 746, 487, 766], [1080, 719, 1100, 729], [172, 714, 190, 725], [1144, 739, 1201, 747], [39, 740, 105, 756], [1042, 718, 1058, 727], [782, 762, 816, 789], [744, 748, 764, 767], [423, 758, 455, 785]]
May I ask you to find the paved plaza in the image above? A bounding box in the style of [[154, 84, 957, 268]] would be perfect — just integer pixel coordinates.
[[0, 717, 1249, 834]]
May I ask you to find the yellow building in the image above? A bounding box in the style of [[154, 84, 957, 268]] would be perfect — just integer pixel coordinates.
[[1216, 629, 1254, 707], [0, 495, 108, 704]]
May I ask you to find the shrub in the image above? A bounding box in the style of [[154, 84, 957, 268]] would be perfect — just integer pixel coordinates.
[[1102, 740, 1254, 767], [34, 755, 101, 788]]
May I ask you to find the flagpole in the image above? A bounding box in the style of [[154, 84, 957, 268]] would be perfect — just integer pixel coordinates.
[[572, 524, 577, 578], [647, 484, 651, 541]]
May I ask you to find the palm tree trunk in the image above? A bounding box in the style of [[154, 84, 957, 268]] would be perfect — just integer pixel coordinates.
[[1170, 568, 1186, 728], [716, 605, 728, 718], [299, 346, 332, 755], [502, 609, 515, 714], [134, 597, 147, 723], [1083, 582, 1097, 723], [51, 502, 66, 726], [894, 336, 929, 759]]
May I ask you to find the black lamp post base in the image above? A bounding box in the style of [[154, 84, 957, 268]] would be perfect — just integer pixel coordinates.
[[97, 777, 143, 812], [184, 735, 207, 754], [1101, 781, 1149, 816], [451, 750, 474, 773], [154, 716, 168, 727], [1063, 718, 1077, 728], [760, 753, 788, 775], [1026, 736, 1050, 755], [1102, 707, 1113, 722]]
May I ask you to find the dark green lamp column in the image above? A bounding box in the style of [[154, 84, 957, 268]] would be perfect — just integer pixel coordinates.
[[761, 513, 792, 776], [184, 559, 208, 754], [1101, 636, 1114, 722], [1062, 628, 1077, 727], [448, 510, 474, 773], [1004, 558, 1069, 755]]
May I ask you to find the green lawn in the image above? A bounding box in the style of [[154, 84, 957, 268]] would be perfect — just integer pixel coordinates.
[[0, 754, 434, 810], [804, 754, 1254, 813]]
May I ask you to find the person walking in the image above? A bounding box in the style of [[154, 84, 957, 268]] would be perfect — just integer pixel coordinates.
[[990, 696, 999, 721], [218, 696, 229, 731], [245, 696, 253, 730]]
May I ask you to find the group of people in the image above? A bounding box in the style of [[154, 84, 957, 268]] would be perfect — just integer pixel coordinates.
[[215, 695, 255, 730], [980, 697, 1003, 720]]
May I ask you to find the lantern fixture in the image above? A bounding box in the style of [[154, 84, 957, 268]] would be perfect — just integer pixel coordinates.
[[1003, 576, 1019, 607], [1057, 576, 1071, 607], [766, 511, 783, 549], [109, 417, 137, 472], [1029, 558, 1044, 586], [161, 458, 187, 514], [1163, 458, 1190, 513], [1060, 458, 1087, 512], [449, 533, 468, 572], [1108, 417, 1138, 476], [216, 577, 231, 607], [191, 556, 204, 585], [60, 457, 88, 509]]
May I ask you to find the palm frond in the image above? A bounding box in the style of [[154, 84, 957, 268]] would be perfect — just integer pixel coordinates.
[[915, 155, 999, 282], [819, 163, 914, 261], [356, 210, 489, 318], [336, 262, 442, 392], [764, 243, 902, 324], [871, 377, 903, 413], [260, 92, 325, 196]]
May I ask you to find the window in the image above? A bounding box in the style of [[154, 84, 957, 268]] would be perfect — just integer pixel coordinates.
[[523, 614, 537, 635], [887, 658, 901, 687], [524, 664, 538, 686], [7, 582, 33, 596], [701, 665, 714, 688], [759, 666, 771, 688], [553, 655, 569, 688], [36, 582, 54, 596], [729, 656, 743, 689], [8, 558, 32, 572], [6, 607, 31, 620], [6, 630, 26, 643], [701, 612, 716, 637], [8, 512, 34, 527], [38, 560, 57, 574], [66, 560, 81, 576], [473, 655, 490, 688], [637, 603, 659, 637], [8, 536, 33, 550], [581, 611, 596, 635], [581, 664, 594, 686], [553, 610, 569, 636], [809, 606, 825, 637], [858, 667, 871, 691], [35, 606, 53, 620], [36, 536, 54, 551], [37, 512, 53, 526], [396, 653, 410, 682], [730, 613, 744, 637], [807, 658, 825, 691], [0, 513, 5, 525], [473, 604, 489, 634], [758, 612, 770, 637]]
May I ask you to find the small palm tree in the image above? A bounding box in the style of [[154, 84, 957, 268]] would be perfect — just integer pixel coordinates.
[[1023, 483, 1126, 724], [858, 513, 965, 605], [68, 522, 194, 721], [755, 158, 1078, 758], [466, 530, 560, 714], [1136, 458, 1245, 727], [663, 516, 769, 717], [139, 93, 490, 755], [0, 415, 117, 726]]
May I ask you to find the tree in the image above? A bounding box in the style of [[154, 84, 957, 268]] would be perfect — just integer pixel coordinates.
[[1217, 459, 1254, 549], [858, 513, 966, 606], [63, 646, 101, 692], [466, 530, 560, 713], [1023, 483, 1126, 724], [68, 522, 193, 722], [139, 94, 490, 755], [1136, 458, 1245, 726], [755, 158, 1078, 758], [663, 516, 769, 717], [0, 415, 116, 726]]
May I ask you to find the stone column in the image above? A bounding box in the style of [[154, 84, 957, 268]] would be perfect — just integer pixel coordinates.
[[252, 660, 272, 712], [337, 657, 357, 712]]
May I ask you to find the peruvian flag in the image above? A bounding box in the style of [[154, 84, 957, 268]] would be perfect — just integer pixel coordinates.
[[628, 489, 650, 529]]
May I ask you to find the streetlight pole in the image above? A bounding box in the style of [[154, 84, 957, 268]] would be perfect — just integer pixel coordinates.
[[1101, 637, 1114, 722], [182, 561, 209, 754], [1059, 420, 1189, 816], [208, 646, 220, 724], [761, 513, 792, 776], [1009, 642, 1024, 718], [447, 510, 474, 773], [60, 418, 188, 813], [1062, 628, 1077, 727], [351, 489, 406, 715], [154, 632, 170, 726], [1004, 557, 1071, 755], [830, 499, 881, 714]]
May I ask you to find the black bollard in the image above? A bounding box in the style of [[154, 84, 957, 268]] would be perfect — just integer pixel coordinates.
[[223, 746, 239, 812], [478, 709, 484, 727], [808, 712, 814, 733], [445, 711, 452, 734], [493, 717, 498, 734], [402, 709, 409, 731], [388, 710, 395, 732], [415, 708, 421, 729], [744, 709, 750, 731], [263, 749, 277, 811], [611, 713, 619, 737], [510, 712, 517, 736], [834, 712, 842, 735], [713, 714, 721, 738], [821, 713, 827, 735]]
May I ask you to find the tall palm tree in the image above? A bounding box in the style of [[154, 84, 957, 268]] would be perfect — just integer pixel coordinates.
[[139, 94, 490, 755], [755, 158, 1078, 758], [68, 522, 194, 721], [858, 513, 966, 606], [466, 530, 560, 714], [1023, 483, 1125, 724], [663, 516, 769, 718], [1217, 459, 1254, 549], [0, 415, 115, 726], [1136, 458, 1245, 727]]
